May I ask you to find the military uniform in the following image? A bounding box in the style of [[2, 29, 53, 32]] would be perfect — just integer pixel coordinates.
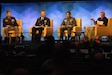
[[3, 16, 19, 37], [32, 17, 50, 42], [60, 17, 77, 40]]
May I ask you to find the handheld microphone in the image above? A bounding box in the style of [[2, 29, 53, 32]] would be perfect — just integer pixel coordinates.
[[64, 19, 67, 23], [11, 19, 15, 24], [44, 20, 47, 25], [41, 17, 44, 20]]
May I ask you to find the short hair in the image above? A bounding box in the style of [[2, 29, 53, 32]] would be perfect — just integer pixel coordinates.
[[41, 10, 46, 13], [12, 68, 29, 75], [100, 11, 105, 15], [66, 11, 71, 15], [6, 10, 11, 13]]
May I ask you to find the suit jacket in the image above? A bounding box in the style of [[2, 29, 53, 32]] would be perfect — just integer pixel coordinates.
[[3, 16, 18, 27], [35, 17, 50, 26]]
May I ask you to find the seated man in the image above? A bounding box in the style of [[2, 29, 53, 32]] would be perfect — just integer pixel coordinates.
[[32, 10, 50, 42], [3, 10, 19, 42], [91, 11, 108, 26], [90, 11, 108, 39], [60, 11, 77, 40]]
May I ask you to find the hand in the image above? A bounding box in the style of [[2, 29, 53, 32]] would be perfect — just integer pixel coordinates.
[[33, 25, 36, 27], [95, 24, 100, 27], [6, 25, 10, 28], [45, 25, 48, 27], [34, 26, 38, 28], [41, 25, 45, 28], [91, 18, 95, 21], [98, 25, 105, 26], [61, 25, 65, 28], [68, 25, 72, 27]]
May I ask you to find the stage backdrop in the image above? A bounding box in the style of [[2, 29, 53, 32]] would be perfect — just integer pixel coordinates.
[[1, 1, 112, 40]]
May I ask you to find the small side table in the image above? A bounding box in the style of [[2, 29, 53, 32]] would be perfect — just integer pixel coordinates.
[[71, 31, 85, 41], [8, 31, 17, 44], [8, 32, 13, 44], [84, 26, 95, 39]]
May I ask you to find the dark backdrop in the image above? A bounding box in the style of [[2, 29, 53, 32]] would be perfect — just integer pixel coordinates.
[[0, 0, 111, 3], [0, 3, 1, 35]]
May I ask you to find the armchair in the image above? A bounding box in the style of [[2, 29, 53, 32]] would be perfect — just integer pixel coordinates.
[[30, 19, 53, 37], [94, 18, 112, 37], [58, 18, 82, 37], [2, 20, 22, 37], [85, 18, 112, 39]]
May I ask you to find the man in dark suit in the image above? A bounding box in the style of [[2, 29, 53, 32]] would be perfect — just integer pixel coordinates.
[[60, 11, 77, 40], [3, 10, 19, 42], [32, 11, 50, 42]]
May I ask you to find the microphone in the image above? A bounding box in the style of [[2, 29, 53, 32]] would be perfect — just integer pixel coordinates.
[[41, 17, 44, 20], [44, 20, 47, 25], [64, 19, 67, 23], [11, 19, 15, 24]]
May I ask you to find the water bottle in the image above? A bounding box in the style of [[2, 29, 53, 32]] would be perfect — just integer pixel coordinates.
[[20, 33, 24, 44]]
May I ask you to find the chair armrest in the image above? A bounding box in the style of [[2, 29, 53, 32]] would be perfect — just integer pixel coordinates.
[[72, 26, 82, 32], [95, 26, 109, 30], [29, 27, 33, 36], [43, 27, 53, 36], [44, 27, 53, 32], [95, 26, 112, 36], [57, 26, 61, 33], [2, 27, 6, 37], [95, 26, 110, 32], [18, 27, 22, 32], [44, 27, 53, 31]]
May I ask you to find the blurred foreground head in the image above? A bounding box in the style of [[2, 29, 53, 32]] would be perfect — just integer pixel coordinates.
[[94, 52, 104, 61], [52, 43, 70, 61], [45, 36, 55, 45], [12, 68, 29, 75]]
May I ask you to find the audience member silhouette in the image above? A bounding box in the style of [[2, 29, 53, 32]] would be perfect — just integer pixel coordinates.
[[37, 36, 55, 59], [36, 36, 55, 75], [40, 43, 73, 75], [11, 68, 30, 75]]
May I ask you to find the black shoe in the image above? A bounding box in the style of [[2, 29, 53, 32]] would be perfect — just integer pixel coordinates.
[[68, 36, 71, 40], [4, 37, 9, 43], [65, 37, 68, 40], [60, 36, 63, 40], [71, 37, 75, 41]]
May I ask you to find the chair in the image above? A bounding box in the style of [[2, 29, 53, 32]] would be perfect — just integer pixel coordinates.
[[94, 18, 112, 37], [29, 19, 53, 37], [84, 26, 95, 39], [2, 20, 22, 43], [85, 18, 112, 39], [58, 18, 82, 38], [2, 20, 22, 37]]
